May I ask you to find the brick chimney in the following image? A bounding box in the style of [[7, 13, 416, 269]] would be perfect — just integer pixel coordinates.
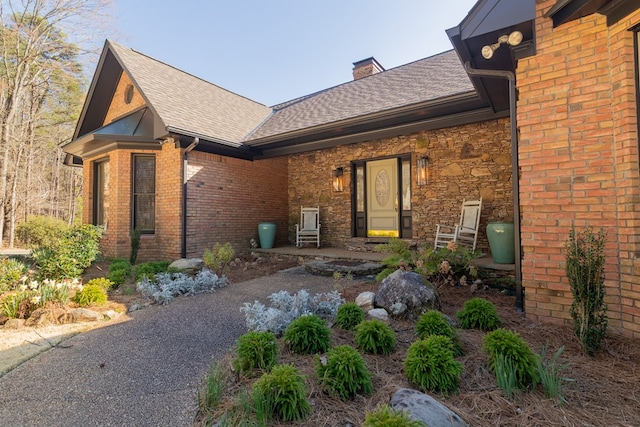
[[352, 57, 385, 80]]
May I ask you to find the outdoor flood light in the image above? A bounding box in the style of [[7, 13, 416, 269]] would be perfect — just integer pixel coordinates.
[[481, 30, 523, 59]]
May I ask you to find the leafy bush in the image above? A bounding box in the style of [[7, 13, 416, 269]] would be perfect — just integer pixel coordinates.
[[241, 289, 344, 336], [233, 331, 279, 375], [85, 277, 114, 292], [133, 261, 170, 282], [283, 314, 331, 354], [15, 215, 68, 248], [415, 310, 463, 356], [203, 242, 235, 276], [0, 258, 27, 292], [32, 224, 102, 280], [136, 270, 227, 305], [252, 364, 311, 422], [72, 284, 108, 306], [355, 319, 396, 355], [565, 226, 608, 356], [457, 297, 501, 331], [404, 335, 463, 394], [107, 259, 132, 287], [483, 328, 538, 389], [363, 404, 426, 427], [316, 345, 372, 400], [334, 302, 365, 330]]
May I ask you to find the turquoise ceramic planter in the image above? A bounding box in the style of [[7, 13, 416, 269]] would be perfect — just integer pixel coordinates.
[[486, 222, 515, 264], [258, 222, 277, 249]]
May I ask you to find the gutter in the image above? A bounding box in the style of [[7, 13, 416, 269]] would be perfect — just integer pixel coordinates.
[[464, 62, 524, 313], [181, 137, 199, 258]]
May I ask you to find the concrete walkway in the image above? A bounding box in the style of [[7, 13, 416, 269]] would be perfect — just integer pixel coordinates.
[[0, 267, 336, 427]]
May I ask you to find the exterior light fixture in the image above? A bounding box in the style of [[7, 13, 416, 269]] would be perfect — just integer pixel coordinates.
[[481, 30, 523, 59], [333, 167, 344, 192], [417, 156, 429, 186]]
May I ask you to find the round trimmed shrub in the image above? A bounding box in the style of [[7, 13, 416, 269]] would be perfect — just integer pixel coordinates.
[[252, 364, 311, 422], [72, 284, 108, 306], [415, 310, 463, 356], [283, 314, 331, 354], [355, 319, 396, 355], [457, 297, 501, 331], [482, 328, 538, 388], [334, 302, 365, 330], [404, 335, 462, 394], [85, 277, 114, 292], [233, 331, 278, 375], [363, 404, 425, 427], [316, 345, 372, 400]]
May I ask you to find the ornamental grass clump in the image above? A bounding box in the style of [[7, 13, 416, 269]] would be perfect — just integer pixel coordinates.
[[72, 284, 108, 306], [483, 328, 538, 389], [316, 345, 372, 400], [404, 335, 463, 394], [334, 302, 365, 330], [415, 310, 463, 356], [355, 319, 396, 355], [0, 258, 27, 292], [457, 297, 501, 331], [233, 331, 278, 375], [363, 404, 426, 427], [252, 364, 311, 422], [536, 342, 572, 403], [283, 314, 331, 354], [565, 226, 608, 356]]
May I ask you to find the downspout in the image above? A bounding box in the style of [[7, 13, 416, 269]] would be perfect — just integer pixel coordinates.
[[181, 137, 200, 258], [464, 62, 524, 313]]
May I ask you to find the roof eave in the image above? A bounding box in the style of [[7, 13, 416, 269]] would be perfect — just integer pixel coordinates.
[[62, 134, 160, 160]]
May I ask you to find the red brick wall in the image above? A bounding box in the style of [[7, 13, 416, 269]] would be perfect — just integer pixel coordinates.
[[517, 2, 640, 337], [185, 152, 288, 257], [103, 71, 146, 124]]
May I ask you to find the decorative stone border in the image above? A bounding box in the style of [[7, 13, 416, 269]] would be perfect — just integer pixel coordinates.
[[304, 259, 383, 277]]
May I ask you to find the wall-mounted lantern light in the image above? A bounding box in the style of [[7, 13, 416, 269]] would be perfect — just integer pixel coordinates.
[[333, 167, 344, 192], [417, 156, 429, 186]]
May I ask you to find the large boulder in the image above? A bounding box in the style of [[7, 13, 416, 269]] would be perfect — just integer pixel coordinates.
[[169, 258, 204, 275], [390, 388, 468, 427], [375, 270, 440, 319]]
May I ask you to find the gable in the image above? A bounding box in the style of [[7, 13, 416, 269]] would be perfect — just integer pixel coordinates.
[[103, 71, 146, 125]]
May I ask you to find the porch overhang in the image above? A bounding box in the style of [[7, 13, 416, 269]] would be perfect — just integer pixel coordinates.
[[61, 134, 160, 165], [545, 0, 639, 27]]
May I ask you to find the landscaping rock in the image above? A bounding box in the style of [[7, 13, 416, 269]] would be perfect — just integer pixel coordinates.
[[169, 258, 204, 274], [390, 388, 468, 427], [25, 308, 73, 326], [103, 310, 122, 320], [3, 318, 25, 329], [375, 270, 440, 319], [368, 308, 389, 322], [69, 308, 103, 322], [355, 291, 376, 311]]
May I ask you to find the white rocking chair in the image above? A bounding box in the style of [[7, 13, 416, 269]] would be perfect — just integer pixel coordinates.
[[296, 207, 320, 247], [434, 198, 482, 252]]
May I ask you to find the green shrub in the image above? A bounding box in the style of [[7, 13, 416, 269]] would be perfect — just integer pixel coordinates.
[[130, 227, 142, 265], [316, 345, 372, 400], [133, 261, 170, 282], [363, 404, 426, 427], [334, 302, 365, 330], [203, 242, 235, 276], [483, 328, 538, 389], [0, 258, 27, 292], [415, 310, 463, 356], [85, 277, 114, 292], [252, 364, 311, 422], [107, 259, 132, 287], [233, 331, 278, 375], [565, 226, 608, 356], [283, 314, 331, 354], [457, 297, 501, 331], [355, 319, 396, 355], [72, 284, 108, 306], [404, 335, 462, 394], [1, 290, 36, 319], [15, 215, 68, 248], [32, 224, 102, 280]]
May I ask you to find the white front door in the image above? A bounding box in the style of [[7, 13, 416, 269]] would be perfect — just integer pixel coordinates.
[[366, 159, 399, 237]]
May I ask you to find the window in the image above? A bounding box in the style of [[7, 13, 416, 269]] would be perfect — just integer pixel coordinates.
[[132, 154, 156, 233], [93, 159, 109, 230]]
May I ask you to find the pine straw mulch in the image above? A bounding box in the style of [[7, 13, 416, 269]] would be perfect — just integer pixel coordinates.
[[197, 273, 640, 427]]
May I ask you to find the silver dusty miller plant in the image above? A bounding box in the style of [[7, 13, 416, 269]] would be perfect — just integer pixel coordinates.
[[136, 269, 227, 305], [241, 289, 344, 336]]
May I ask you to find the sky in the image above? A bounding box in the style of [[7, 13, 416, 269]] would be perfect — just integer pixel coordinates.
[[109, 0, 478, 106]]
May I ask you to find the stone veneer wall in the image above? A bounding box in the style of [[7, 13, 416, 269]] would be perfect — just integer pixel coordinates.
[[287, 118, 513, 250], [185, 152, 288, 257], [516, 2, 640, 337]]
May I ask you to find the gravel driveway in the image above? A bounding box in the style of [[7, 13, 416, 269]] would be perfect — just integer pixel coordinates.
[[0, 267, 335, 427]]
